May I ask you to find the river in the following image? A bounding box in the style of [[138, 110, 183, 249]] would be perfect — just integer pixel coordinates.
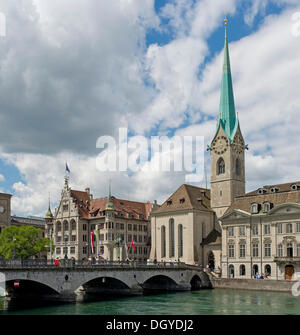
[[0, 288, 300, 315]]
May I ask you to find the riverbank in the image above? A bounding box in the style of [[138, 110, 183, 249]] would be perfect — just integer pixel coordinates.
[[211, 277, 297, 292]]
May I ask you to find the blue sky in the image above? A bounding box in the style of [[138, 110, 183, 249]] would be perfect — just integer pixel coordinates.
[[0, 0, 300, 216]]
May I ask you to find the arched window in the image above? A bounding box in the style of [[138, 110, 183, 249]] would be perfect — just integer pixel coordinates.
[[217, 158, 225, 175], [265, 264, 271, 276], [169, 219, 175, 258], [161, 226, 166, 258], [56, 221, 61, 232], [63, 220, 69, 231], [229, 264, 235, 278], [236, 159, 240, 176], [239, 264, 246, 276], [178, 224, 183, 258], [253, 264, 259, 277], [71, 220, 76, 231]]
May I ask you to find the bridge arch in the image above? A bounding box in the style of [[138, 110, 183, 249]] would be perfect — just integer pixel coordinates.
[[5, 279, 60, 297], [142, 274, 179, 291], [190, 275, 202, 290]]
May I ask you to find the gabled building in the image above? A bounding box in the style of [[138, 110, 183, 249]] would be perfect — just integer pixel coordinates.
[[149, 184, 221, 268], [46, 177, 154, 261]]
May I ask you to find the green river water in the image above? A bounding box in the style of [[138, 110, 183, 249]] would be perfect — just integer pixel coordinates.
[[0, 288, 299, 315]]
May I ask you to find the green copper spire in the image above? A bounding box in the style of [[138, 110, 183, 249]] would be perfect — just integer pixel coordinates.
[[215, 18, 238, 142], [45, 193, 53, 219], [105, 179, 114, 211]]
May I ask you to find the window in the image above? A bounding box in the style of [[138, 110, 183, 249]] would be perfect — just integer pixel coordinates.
[[83, 235, 87, 242], [63, 205, 68, 211], [56, 248, 61, 254], [138, 235, 142, 243], [133, 225, 137, 231], [264, 225, 270, 235], [264, 243, 271, 257], [144, 225, 147, 232], [239, 226, 245, 236], [71, 235, 76, 242], [286, 223, 293, 234], [297, 223, 300, 233], [251, 203, 258, 214], [239, 264, 245, 276], [178, 224, 183, 258], [71, 221, 76, 230], [277, 223, 282, 234], [63, 221, 69, 231], [120, 223, 124, 230], [56, 222, 61, 232], [179, 198, 185, 204], [63, 247, 68, 255], [218, 158, 225, 175], [228, 227, 234, 237], [128, 224, 132, 231], [228, 244, 235, 258], [83, 224, 87, 231], [263, 202, 270, 213], [252, 224, 258, 235], [116, 223, 119, 230], [139, 225, 142, 231], [167, 200, 172, 206], [169, 219, 175, 257], [83, 246, 87, 254], [297, 244, 300, 257], [252, 243, 259, 257], [287, 242, 293, 257], [56, 236, 61, 243], [70, 247, 75, 254], [239, 244, 246, 258], [236, 159, 240, 176], [265, 264, 271, 276], [278, 244, 283, 257], [161, 226, 166, 258]]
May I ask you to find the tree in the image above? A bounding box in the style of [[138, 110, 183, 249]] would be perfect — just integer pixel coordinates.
[[0, 225, 50, 259]]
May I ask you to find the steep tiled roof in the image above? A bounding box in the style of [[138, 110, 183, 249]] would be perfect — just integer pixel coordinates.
[[152, 184, 212, 214], [70, 189, 153, 220], [224, 181, 300, 216]]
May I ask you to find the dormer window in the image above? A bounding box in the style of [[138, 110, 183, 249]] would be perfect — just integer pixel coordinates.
[[251, 203, 259, 214], [270, 187, 279, 193], [167, 200, 172, 206], [263, 202, 271, 213], [291, 184, 300, 191], [179, 198, 185, 204], [258, 188, 267, 195]]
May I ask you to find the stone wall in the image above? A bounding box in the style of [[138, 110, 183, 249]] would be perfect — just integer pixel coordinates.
[[211, 277, 297, 292]]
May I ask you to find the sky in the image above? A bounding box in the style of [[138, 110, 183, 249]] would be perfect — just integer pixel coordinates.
[[0, 0, 300, 217]]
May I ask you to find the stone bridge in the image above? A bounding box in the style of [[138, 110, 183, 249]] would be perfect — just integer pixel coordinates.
[[0, 260, 212, 302]]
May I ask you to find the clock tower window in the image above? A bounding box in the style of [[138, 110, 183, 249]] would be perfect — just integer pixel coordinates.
[[217, 158, 225, 175]]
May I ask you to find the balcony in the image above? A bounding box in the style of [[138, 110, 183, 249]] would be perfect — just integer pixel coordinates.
[[274, 256, 300, 264]]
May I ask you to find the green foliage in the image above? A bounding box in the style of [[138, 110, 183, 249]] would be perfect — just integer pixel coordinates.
[[0, 225, 50, 259]]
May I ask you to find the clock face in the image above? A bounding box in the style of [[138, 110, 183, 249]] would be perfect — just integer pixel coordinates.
[[0, 206, 5, 214], [233, 134, 244, 154], [212, 136, 229, 155]]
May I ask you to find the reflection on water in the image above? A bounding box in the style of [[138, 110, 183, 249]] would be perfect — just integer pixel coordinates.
[[1, 289, 300, 315]]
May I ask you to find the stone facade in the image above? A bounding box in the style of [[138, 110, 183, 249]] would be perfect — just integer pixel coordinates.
[[220, 183, 300, 280], [46, 177, 153, 261], [149, 184, 221, 269], [0, 192, 11, 233]]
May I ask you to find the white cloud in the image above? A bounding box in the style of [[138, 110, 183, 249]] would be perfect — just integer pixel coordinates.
[[0, 174, 4, 182]]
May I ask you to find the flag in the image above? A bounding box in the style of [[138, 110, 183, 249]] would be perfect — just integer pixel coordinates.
[[14, 281, 20, 288], [65, 163, 70, 174], [130, 237, 136, 251]]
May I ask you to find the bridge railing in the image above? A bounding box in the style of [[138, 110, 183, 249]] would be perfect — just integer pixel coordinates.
[[0, 258, 196, 270]]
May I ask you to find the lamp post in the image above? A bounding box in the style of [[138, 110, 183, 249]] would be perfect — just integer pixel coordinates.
[[50, 228, 53, 261], [13, 237, 16, 259]]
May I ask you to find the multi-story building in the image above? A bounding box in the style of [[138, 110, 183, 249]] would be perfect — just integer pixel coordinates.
[[220, 182, 300, 280], [0, 192, 12, 233], [46, 177, 154, 261]]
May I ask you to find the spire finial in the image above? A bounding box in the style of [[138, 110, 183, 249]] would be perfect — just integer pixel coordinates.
[[224, 16, 228, 27]]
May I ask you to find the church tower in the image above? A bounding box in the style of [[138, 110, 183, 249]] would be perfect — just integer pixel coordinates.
[[209, 18, 246, 218]]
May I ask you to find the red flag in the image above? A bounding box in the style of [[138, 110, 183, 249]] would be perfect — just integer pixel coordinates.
[[14, 281, 20, 288], [130, 237, 136, 251]]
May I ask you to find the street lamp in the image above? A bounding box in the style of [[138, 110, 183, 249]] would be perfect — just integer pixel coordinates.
[[13, 237, 16, 259], [49, 228, 53, 261]]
